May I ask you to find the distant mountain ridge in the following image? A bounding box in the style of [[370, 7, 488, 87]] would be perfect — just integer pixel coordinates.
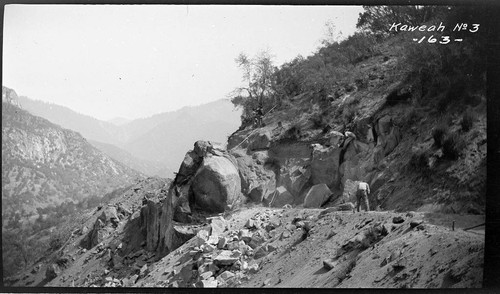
[[17, 95, 126, 145], [17, 93, 242, 176], [2, 91, 143, 220], [108, 117, 132, 126]]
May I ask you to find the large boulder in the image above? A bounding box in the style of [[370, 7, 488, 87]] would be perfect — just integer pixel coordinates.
[[303, 183, 332, 208], [269, 186, 294, 207], [191, 156, 242, 213], [310, 144, 341, 188]]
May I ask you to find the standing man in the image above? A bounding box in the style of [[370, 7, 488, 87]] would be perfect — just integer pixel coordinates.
[[356, 181, 370, 212], [256, 103, 263, 127]]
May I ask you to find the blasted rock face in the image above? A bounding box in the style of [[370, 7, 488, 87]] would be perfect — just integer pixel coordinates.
[[191, 156, 242, 213], [310, 144, 341, 188]]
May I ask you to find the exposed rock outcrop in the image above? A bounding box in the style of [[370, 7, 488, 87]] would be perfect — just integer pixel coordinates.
[[310, 144, 341, 188], [137, 194, 175, 257], [372, 115, 402, 165], [232, 149, 276, 203]]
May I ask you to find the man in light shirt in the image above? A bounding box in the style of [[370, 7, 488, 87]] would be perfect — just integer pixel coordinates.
[[356, 181, 370, 212]]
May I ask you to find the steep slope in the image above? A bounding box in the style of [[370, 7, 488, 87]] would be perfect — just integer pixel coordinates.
[[1, 100, 143, 220], [88, 140, 174, 178], [224, 35, 486, 215]]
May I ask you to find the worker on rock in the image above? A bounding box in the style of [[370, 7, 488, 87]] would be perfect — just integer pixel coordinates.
[[255, 103, 264, 127], [356, 181, 371, 212]]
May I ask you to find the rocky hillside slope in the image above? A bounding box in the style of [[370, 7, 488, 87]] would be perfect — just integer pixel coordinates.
[[225, 38, 486, 216], [1, 95, 143, 220]]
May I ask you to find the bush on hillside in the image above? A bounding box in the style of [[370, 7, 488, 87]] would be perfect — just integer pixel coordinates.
[[442, 132, 466, 160], [408, 150, 429, 171], [460, 109, 475, 132], [400, 6, 487, 107], [356, 6, 447, 38], [432, 123, 448, 148]]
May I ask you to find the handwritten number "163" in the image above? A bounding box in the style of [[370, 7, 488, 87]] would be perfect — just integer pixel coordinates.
[[417, 35, 451, 44]]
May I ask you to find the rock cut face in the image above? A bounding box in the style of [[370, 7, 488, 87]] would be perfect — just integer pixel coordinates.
[[191, 156, 242, 213]]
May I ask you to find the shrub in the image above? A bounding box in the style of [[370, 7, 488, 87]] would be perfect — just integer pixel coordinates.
[[432, 124, 448, 148], [442, 133, 466, 160], [460, 109, 475, 132], [409, 150, 429, 171]]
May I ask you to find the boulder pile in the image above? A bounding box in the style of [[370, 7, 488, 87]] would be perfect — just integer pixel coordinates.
[[159, 210, 294, 288]]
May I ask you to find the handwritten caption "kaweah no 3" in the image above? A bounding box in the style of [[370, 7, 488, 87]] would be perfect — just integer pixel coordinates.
[[389, 22, 480, 44]]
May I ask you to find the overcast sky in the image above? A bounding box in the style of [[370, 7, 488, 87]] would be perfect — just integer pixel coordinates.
[[3, 5, 363, 121]]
